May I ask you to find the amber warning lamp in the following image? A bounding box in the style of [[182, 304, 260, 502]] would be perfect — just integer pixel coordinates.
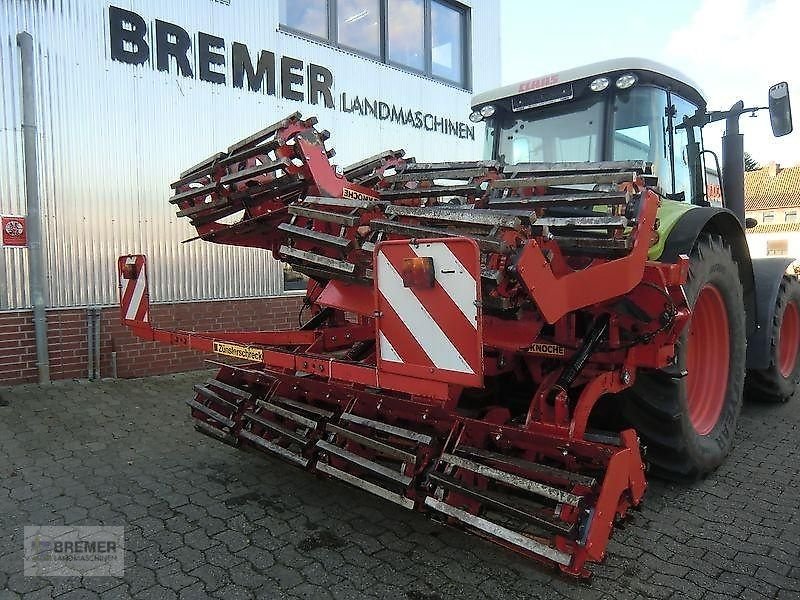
[[121, 261, 139, 280], [401, 257, 435, 288]]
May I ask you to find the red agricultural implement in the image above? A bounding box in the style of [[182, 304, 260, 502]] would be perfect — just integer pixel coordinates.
[[118, 60, 800, 578]]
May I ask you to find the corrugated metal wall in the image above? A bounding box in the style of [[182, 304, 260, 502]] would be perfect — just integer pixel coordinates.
[[0, 0, 501, 310]]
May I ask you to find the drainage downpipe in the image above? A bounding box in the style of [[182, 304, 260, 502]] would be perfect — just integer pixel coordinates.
[[86, 309, 95, 380], [17, 32, 50, 384], [94, 308, 101, 379], [86, 307, 101, 380]]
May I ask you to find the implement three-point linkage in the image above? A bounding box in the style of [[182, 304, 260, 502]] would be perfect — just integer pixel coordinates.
[[118, 112, 691, 578]]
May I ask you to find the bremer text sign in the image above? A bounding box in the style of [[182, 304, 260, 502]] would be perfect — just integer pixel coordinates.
[[108, 6, 474, 140]]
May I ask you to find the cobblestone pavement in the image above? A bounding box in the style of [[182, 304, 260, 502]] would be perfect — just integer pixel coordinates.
[[0, 371, 798, 600]]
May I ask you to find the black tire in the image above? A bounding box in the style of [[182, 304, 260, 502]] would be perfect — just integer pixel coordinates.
[[745, 276, 800, 402], [621, 234, 746, 481]]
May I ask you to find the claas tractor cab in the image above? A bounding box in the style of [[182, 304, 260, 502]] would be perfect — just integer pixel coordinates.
[[471, 58, 792, 212], [471, 58, 798, 478]]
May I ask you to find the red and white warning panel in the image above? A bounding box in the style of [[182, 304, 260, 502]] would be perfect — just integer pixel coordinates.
[[374, 238, 483, 387], [117, 255, 150, 325]]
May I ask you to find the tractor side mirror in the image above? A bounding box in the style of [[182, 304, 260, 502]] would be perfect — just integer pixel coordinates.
[[768, 82, 793, 137]]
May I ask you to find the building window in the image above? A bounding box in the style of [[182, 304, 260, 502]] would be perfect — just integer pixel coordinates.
[[786, 211, 797, 223], [280, 0, 329, 39], [283, 264, 309, 292], [387, 0, 425, 70], [763, 211, 775, 223], [767, 240, 788, 256], [430, 1, 465, 86], [338, 0, 381, 56], [280, 0, 470, 88]]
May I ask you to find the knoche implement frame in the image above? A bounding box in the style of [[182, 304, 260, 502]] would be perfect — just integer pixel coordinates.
[[118, 113, 691, 578]]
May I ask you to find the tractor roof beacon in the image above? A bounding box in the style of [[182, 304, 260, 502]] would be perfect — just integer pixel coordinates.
[[117, 59, 796, 579]]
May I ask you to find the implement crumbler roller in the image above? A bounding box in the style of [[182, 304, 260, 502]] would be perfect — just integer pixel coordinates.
[[119, 111, 695, 578]]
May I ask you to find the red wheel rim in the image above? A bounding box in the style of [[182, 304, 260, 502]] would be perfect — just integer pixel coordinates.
[[685, 284, 730, 435], [778, 300, 800, 377]]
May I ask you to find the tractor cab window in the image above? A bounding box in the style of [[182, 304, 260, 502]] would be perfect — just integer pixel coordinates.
[[612, 86, 670, 191], [671, 94, 704, 203], [495, 96, 604, 165]]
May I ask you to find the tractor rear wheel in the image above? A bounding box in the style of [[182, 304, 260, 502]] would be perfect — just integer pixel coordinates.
[[622, 234, 746, 481], [745, 276, 800, 402]]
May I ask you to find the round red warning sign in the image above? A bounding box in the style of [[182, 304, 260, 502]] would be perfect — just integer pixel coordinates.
[[2, 215, 27, 247]]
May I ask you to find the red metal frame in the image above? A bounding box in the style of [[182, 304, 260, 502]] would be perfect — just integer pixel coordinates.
[[516, 190, 659, 324], [122, 314, 452, 401], [118, 113, 696, 579]]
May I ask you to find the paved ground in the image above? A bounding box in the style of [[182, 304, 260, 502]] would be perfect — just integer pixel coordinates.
[[0, 371, 798, 600]]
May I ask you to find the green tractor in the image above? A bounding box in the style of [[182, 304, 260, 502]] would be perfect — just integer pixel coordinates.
[[470, 58, 797, 480]]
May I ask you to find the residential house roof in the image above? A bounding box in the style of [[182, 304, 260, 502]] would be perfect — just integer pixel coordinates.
[[747, 222, 800, 234], [744, 163, 800, 211]]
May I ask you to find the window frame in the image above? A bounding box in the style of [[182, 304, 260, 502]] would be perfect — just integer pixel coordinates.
[[428, 0, 470, 88], [669, 92, 704, 204], [385, 0, 429, 76], [608, 85, 671, 190], [279, 0, 333, 46], [335, 0, 384, 60], [278, 0, 472, 90]]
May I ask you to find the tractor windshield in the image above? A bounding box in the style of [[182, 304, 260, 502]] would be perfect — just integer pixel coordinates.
[[484, 85, 673, 189], [489, 96, 605, 164]]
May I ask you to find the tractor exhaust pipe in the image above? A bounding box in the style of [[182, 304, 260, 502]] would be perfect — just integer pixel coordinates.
[[721, 100, 746, 225]]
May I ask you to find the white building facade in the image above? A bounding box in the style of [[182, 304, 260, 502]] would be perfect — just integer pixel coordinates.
[[0, 0, 501, 310]]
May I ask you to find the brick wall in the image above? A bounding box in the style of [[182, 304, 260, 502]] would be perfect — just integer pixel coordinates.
[[0, 296, 303, 386], [0, 312, 38, 383]]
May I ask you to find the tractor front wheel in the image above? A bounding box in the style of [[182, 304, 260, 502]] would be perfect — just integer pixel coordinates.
[[622, 234, 746, 481], [745, 276, 800, 402]]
